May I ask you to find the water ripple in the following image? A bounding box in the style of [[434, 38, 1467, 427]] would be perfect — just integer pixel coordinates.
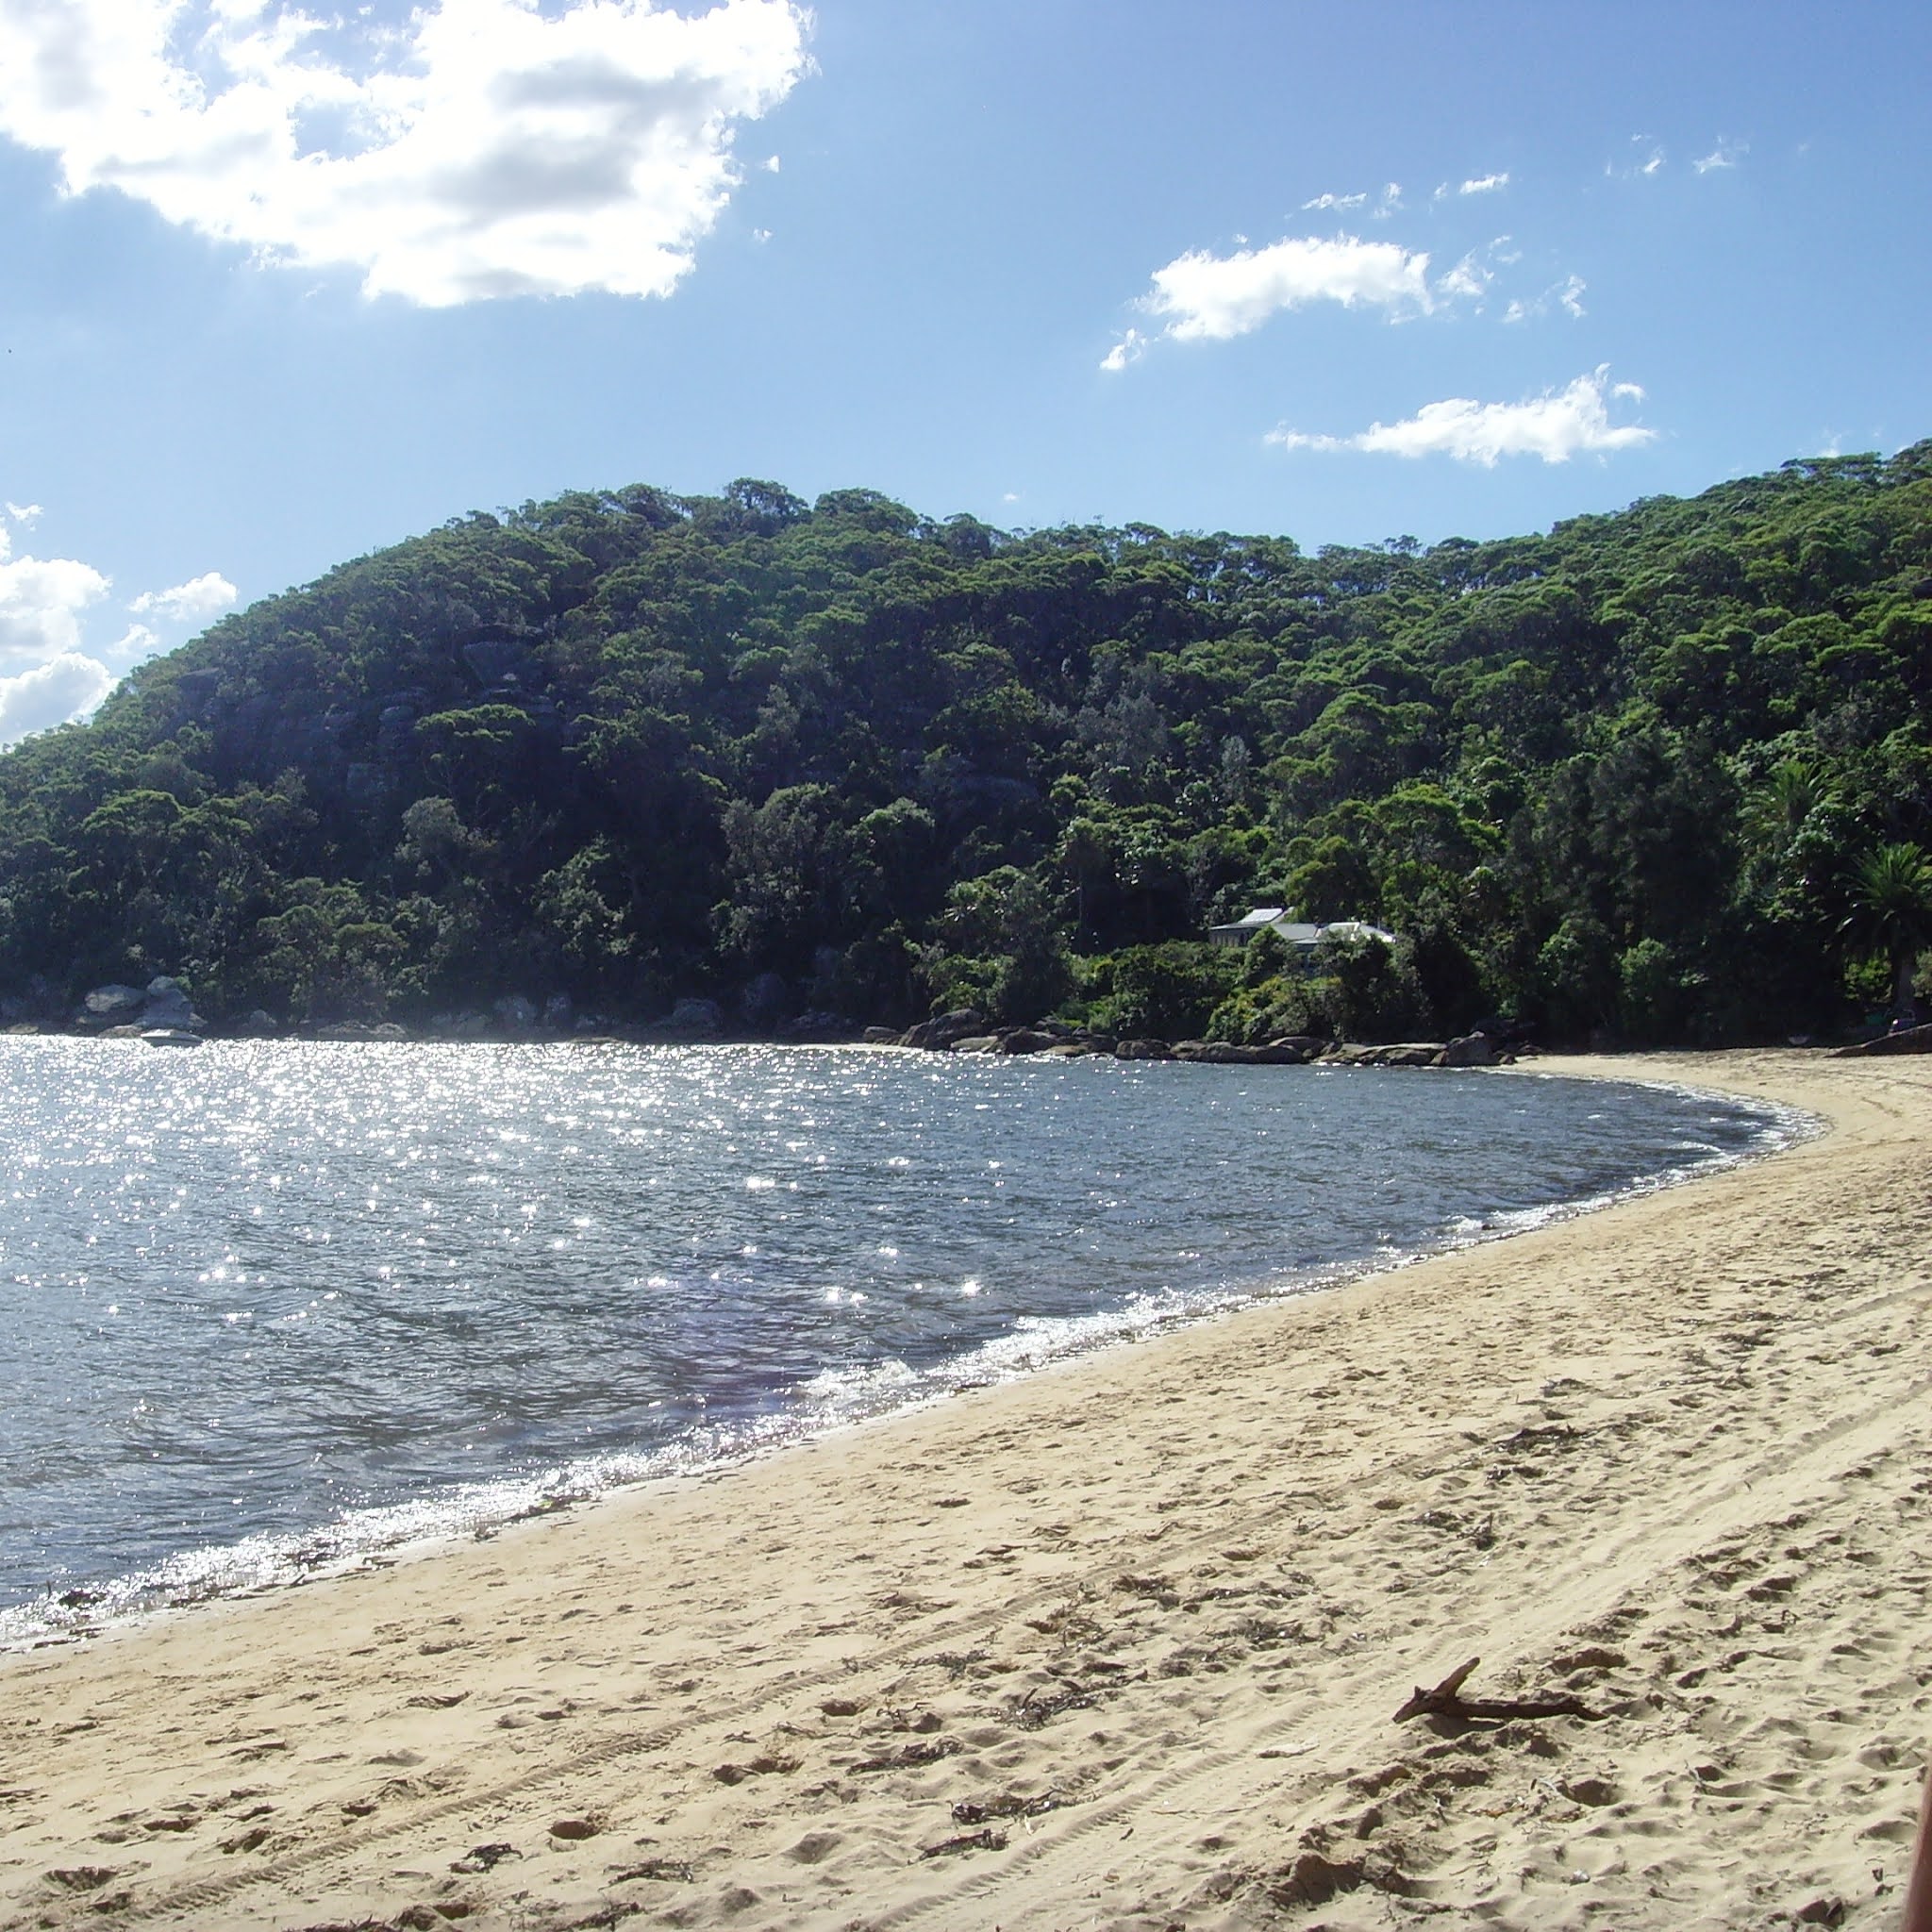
[[0, 1039, 1790, 1641]]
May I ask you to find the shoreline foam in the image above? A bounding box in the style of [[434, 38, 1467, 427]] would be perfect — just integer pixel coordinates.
[[3, 1048, 1925, 1932]]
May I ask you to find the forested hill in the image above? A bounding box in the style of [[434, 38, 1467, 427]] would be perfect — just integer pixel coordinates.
[[3, 450, 1931, 1046]]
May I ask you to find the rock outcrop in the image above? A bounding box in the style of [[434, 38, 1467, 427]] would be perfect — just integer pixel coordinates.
[[81, 984, 147, 1024], [901, 1009, 986, 1051], [78, 977, 205, 1033]]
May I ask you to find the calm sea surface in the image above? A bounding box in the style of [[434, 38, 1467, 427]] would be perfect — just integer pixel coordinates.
[[0, 1039, 1794, 1641]]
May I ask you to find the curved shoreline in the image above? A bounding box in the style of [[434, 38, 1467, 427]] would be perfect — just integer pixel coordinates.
[[0, 1057, 1798, 1651], [4, 1049, 1927, 1932]]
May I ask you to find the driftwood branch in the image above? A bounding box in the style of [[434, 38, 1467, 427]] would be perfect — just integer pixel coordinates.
[[1394, 1656, 1600, 1725]]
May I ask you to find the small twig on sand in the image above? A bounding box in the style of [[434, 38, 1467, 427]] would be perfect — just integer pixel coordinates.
[[1394, 1656, 1600, 1724]]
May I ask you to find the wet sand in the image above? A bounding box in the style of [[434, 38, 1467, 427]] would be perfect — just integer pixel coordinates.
[[2, 1049, 1928, 1931]]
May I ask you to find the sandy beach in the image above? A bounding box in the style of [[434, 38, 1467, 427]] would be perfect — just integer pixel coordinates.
[[2, 1048, 1928, 1932]]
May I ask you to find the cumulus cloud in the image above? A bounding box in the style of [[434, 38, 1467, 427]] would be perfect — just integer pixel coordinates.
[[0, 0, 810, 306], [128, 570, 239, 623], [1135, 233, 1433, 345], [0, 651, 117, 747], [0, 522, 110, 671], [1268, 365, 1656, 467], [0, 512, 236, 742], [1104, 210, 1546, 368]]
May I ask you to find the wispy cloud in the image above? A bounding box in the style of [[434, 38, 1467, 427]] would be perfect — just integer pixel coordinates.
[[1431, 235, 1519, 309], [1693, 138, 1747, 174], [1503, 272, 1587, 324], [1609, 135, 1667, 179], [1435, 252, 1492, 303], [0, 0, 811, 307], [1458, 172, 1510, 195], [1299, 181, 1401, 220], [1269, 366, 1655, 467]]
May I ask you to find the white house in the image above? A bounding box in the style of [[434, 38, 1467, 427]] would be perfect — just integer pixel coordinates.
[[1207, 907, 1397, 955]]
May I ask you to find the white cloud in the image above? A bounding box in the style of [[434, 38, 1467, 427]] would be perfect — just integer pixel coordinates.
[[1435, 251, 1491, 303], [1502, 271, 1587, 324], [1694, 138, 1746, 174], [1430, 234, 1527, 311], [0, 0, 811, 307], [104, 623, 163, 670], [0, 523, 111, 671], [0, 650, 116, 747], [1301, 189, 1368, 212], [129, 570, 239, 623], [1609, 136, 1666, 179], [1098, 325, 1149, 374], [1371, 181, 1402, 219], [0, 510, 235, 738], [1459, 172, 1509, 195], [1268, 365, 1656, 467], [1136, 233, 1432, 344]]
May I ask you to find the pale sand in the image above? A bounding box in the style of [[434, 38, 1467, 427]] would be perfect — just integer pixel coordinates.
[[4, 1050, 1929, 1932]]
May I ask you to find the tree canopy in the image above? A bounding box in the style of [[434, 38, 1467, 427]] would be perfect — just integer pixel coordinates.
[[3, 451, 1930, 1042]]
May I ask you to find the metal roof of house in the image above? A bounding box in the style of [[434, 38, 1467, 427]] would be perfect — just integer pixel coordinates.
[[1208, 908, 1396, 948]]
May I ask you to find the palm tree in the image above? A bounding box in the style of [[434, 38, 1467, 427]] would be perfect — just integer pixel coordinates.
[[1746, 758, 1835, 851], [1842, 841, 1932, 1019]]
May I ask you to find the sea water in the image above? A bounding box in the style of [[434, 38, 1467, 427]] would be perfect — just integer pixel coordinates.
[[0, 1037, 1795, 1641]]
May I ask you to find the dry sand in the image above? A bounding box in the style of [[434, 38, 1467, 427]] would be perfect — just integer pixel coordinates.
[[3, 1049, 1929, 1932]]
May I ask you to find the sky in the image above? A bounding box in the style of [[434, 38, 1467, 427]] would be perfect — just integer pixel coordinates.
[[0, 0, 1927, 744]]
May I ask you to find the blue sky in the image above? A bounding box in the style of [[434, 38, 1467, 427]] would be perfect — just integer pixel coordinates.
[[1, 0, 1927, 742]]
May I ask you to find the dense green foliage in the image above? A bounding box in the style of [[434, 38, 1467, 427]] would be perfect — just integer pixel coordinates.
[[4, 451, 1932, 1041]]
